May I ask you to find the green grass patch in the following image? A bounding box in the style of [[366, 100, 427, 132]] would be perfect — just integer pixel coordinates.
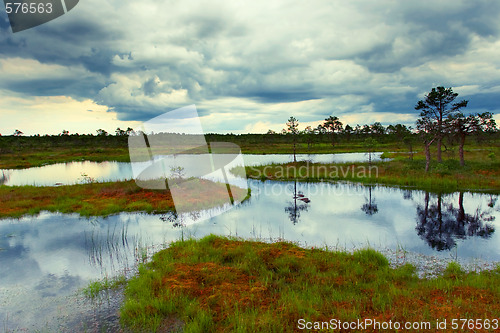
[[243, 156, 500, 193], [120, 235, 500, 332], [0, 146, 131, 169], [0, 179, 248, 219], [83, 274, 128, 300], [1, 135, 498, 170]]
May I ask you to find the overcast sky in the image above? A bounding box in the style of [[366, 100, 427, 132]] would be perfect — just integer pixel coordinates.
[[1, 0, 500, 135]]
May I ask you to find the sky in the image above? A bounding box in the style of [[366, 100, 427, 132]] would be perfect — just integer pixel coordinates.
[[1, 0, 500, 135]]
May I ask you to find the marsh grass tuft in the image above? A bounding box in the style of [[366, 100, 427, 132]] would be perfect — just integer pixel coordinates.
[[119, 235, 500, 332], [82, 274, 127, 300]]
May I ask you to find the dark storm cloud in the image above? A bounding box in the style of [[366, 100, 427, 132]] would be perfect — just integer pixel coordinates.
[[0, 16, 118, 61], [243, 90, 319, 104], [0, 13, 119, 100], [77, 50, 118, 76], [1, 0, 499, 131], [0, 13, 10, 31], [400, 1, 500, 39], [5, 78, 104, 97], [369, 92, 420, 115], [37, 18, 113, 43], [355, 1, 500, 73], [467, 92, 500, 111], [355, 32, 471, 73], [107, 106, 175, 122], [32, 18, 124, 75]]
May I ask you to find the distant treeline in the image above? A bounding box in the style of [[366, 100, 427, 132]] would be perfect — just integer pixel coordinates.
[[0, 124, 498, 152], [0, 133, 129, 151]]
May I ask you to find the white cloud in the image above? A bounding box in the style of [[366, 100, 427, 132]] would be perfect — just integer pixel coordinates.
[[494, 113, 500, 125], [0, 90, 139, 135], [0, 57, 97, 83], [96, 73, 189, 110]]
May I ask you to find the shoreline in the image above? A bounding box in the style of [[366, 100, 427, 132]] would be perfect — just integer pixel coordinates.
[[141, 238, 500, 279], [117, 235, 500, 331], [0, 179, 249, 219], [2, 235, 499, 332], [243, 159, 500, 194]]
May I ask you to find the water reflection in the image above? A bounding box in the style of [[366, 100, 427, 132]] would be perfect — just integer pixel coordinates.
[[0, 153, 384, 186], [159, 210, 204, 228], [403, 189, 413, 200], [361, 186, 378, 215], [488, 194, 498, 209], [0, 182, 499, 331], [284, 180, 311, 224], [416, 192, 495, 251], [1, 161, 130, 186], [0, 170, 9, 185], [0, 213, 177, 332], [160, 211, 181, 227], [84, 220, 133, 270]]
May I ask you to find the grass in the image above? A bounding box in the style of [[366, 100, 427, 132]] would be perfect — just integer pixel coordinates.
[[83, 274, 128, 299], [241, 150, 500, 193], [0, 143, 387, 169], [233, 141, 411, 155], [0, 147, 130, 169], [0, 179, 249, 219], [0, 139, 478, 169], [118, 235, 500, 332], [0, 136, 498, 170]]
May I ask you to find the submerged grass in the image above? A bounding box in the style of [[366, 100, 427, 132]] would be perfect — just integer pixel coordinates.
[[83, 274, 128, 299], [0, 179, 248, 219], [120, 235, 500, 332]]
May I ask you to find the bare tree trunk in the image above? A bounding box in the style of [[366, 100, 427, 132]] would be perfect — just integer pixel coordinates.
[[459, 132, 466, 166], [293, 139, 297, 162], [425, 141, 432, 172], [424, 137, 435, 172], [436, 136, 442, 163], [437, 104, 443, 163]]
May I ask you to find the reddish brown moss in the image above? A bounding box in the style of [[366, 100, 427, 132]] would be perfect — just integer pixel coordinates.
[[0, 179, 246, 218], [121, 237, 500, 332]]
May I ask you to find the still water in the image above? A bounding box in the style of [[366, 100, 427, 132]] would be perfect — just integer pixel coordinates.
[[1, 179, 499, 331], [0, 153, 383, 186]]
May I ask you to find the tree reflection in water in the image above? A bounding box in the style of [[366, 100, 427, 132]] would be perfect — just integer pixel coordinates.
[[0, 171, 9, 185], [403, 189, 413, 200], [159, 208, 222, 228], [160, 210, 184, 228], [284, 179, 310, 224], [361, 186, 378, 215], [416, 192, 495, 251], [160, 211, 178, 223], [488, 194, 498, 209]]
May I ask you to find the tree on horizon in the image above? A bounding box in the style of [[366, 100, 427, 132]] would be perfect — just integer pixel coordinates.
[[448, 112, 497, 166], [415, 86, 468, 163], [285, 116, 299, 162], [323, 116, 343, 147]]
